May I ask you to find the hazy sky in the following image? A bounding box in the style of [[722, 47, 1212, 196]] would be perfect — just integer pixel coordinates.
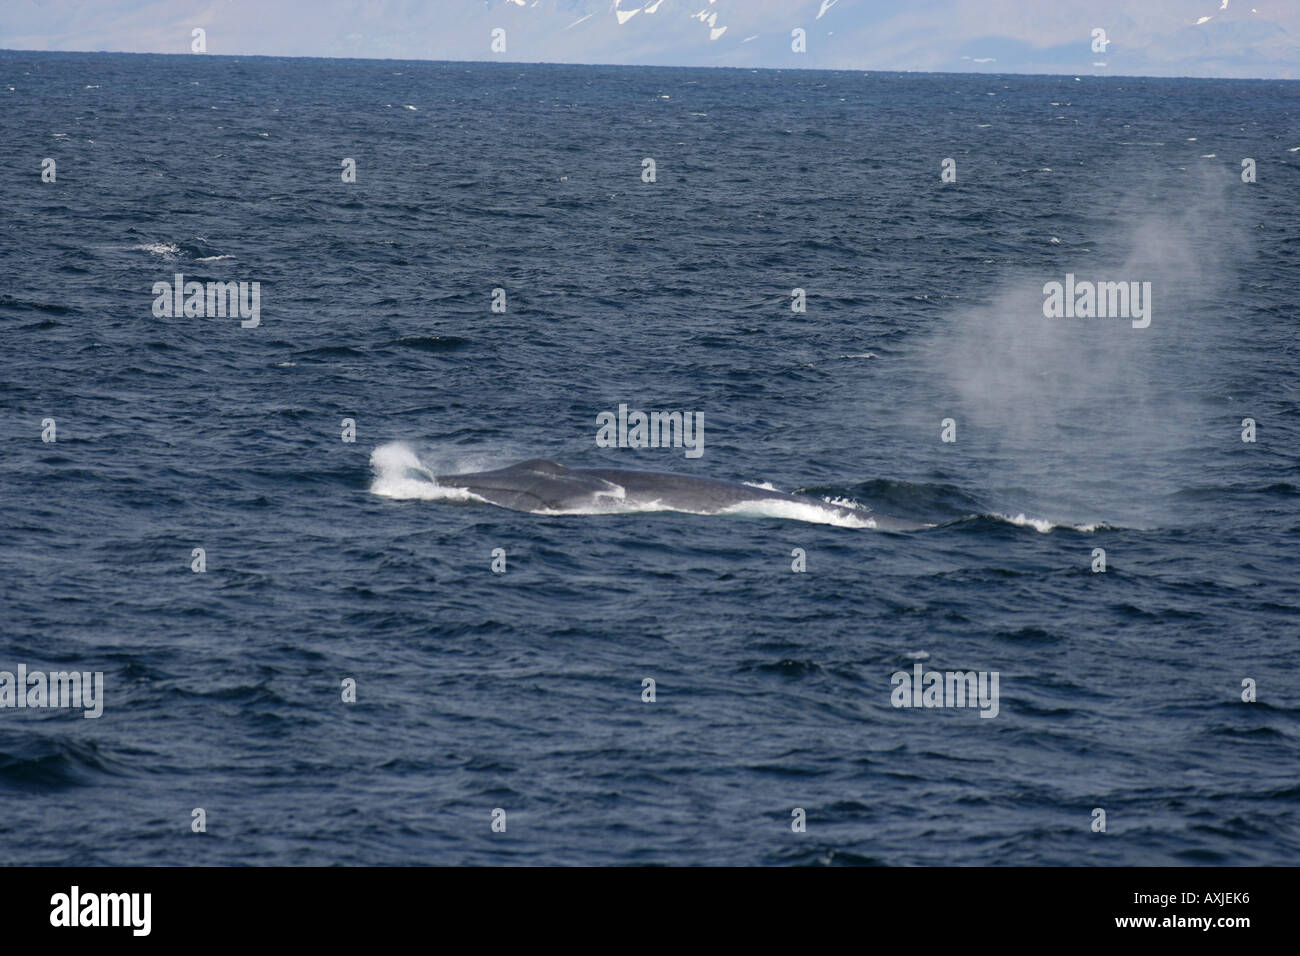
[[3, 0, 1297, 78]]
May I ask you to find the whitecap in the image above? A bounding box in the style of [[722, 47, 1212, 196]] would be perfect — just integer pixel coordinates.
[[992, 513, 1056, 532]]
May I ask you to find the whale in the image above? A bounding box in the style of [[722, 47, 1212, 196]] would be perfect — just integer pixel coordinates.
[[432, 459, 928, 530]]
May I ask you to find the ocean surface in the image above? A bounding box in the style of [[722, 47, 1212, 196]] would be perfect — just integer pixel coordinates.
[[1, 51, 1297, 865]]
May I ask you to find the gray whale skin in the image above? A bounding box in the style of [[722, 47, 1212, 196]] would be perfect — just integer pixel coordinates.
[[434, 459, 926, 530]]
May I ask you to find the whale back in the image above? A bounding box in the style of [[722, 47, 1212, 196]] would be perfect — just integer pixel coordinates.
[[436, 459, 612, 511]]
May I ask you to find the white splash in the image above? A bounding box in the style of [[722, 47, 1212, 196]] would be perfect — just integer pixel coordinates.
[[986, 513, 1112, 533], [368, 443, 482, 503], [132, 242, 181, 258], [720, 498, 877, 529]]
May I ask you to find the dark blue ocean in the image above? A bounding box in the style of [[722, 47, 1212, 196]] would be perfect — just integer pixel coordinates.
[[1, 52, 1297, 865]]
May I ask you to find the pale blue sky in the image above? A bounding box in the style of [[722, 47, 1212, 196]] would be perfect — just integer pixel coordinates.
[[3, 0, 1297, 78]]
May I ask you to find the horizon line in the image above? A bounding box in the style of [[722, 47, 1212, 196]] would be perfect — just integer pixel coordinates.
[[1, 48, 1294, 84]]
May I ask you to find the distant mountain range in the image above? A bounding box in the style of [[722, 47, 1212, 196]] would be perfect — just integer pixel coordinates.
[[3, 0, 1296, 78]]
